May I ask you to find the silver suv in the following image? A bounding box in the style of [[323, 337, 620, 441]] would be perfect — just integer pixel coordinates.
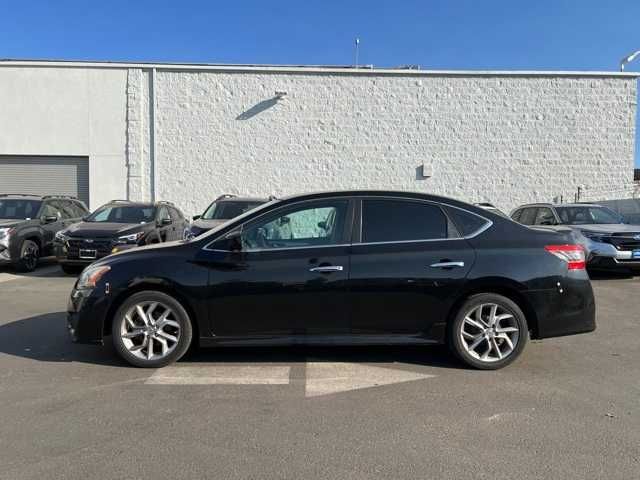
[[510, 203, 640, 270]]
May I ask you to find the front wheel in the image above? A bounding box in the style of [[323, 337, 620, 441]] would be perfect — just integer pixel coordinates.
[[112, 291, 193, 368], [15, 240, 39, 272], [448, 293, 528, 370]]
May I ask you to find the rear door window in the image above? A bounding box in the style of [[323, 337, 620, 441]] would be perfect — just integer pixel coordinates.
[[533, 207, 556, 225], [361, 199, 449, 243], [519, 208, 537, 225]]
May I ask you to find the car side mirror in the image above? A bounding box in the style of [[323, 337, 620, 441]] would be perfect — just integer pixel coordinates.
[[42, 215, 58, 224], [224, 229, 243, 252], [193, 215, 201, 221], [317, 221, 328, 231], [279, 216, 290, 226]]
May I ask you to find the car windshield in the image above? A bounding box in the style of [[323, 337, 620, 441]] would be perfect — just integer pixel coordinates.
[[0, 199, 42, 220], [86, 205, 156, 223], [202, 200, 264, 220], [556, 206, 623, 225]]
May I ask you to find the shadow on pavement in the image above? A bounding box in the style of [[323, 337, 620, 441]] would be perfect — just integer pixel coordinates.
[[0, 257, 75, 279], [0, 312, 124, 367], [588, 268, 636, 280], [1, 312, 464, 370]]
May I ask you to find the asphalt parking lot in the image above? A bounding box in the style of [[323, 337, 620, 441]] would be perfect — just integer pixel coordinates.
[[0, 264, 639, 480]]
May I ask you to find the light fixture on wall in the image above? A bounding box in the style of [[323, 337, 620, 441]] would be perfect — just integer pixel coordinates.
[[275, 91, 287, 100], [620, 50, 640, 71]]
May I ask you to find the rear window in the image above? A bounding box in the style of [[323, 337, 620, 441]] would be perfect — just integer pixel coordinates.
[[0, 199, 41, 220], [362, 199, 448, 243], [443, 206, 491, 237]]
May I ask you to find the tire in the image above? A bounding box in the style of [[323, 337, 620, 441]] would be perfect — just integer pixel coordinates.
[[448, 293, 528, 370], [15, 239, 39, 272], [61, 264, 83, 275], [112, 291, 193, 368]]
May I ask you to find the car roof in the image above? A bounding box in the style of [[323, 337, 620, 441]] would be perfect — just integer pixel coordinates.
[[273, 190, 492, 215], [514, 202, 602, 209], [217, 196, 269, 203], [0, 194, 81, 201]]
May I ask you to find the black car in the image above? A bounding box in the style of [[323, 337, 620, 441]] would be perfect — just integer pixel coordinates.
[[187, 194, 269, 238], [55, 200, 188, 273], [0, 194, 89, 272], [67, 190, 595, 370]]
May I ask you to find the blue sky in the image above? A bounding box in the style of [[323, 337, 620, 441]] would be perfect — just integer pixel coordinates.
[[1, 0, 638, 163]]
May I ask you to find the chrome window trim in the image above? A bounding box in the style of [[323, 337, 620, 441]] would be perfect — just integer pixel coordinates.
[[202, 194, 493, 252]]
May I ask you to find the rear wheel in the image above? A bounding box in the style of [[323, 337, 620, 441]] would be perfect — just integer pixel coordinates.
[[112, 291, 193, 368], [448, 293, 528, 370], [15, 240, 39, 272]]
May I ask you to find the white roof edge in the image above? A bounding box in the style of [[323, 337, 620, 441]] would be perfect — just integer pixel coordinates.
[[0, 59, 638, 77]]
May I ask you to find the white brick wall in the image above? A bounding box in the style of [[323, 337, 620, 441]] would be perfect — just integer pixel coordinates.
[[125, 69, 637, 215]]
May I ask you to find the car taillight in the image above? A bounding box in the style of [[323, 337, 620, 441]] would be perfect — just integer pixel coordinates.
[[544, 244, 586, 270]]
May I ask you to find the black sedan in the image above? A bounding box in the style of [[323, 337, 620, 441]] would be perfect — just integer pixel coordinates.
[[67, 190, 595, 370]]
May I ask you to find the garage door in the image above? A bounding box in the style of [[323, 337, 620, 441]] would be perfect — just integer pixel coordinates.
[[0, 156, 89, 206]]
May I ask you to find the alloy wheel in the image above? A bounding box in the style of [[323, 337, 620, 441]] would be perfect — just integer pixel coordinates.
[[459, 303, 520, 363], [22, 243, 39, 271], [120, 301, 181, 361]]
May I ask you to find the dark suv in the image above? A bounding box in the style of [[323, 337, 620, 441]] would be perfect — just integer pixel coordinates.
[[55, 200, 188, 273], [0, 194, 89, 272], [187, 194, 270, 238]]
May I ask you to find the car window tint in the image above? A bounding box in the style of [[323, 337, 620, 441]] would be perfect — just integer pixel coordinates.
[[362, 199, 448, 243], [242, 201, 348, 250], [73, 201, 89, 217], [519, 208, 537, 225], [533, 207, 555, 225], [443, 206, 490, 237], [158, 207, 170, 222], [55, 200, 76, 219], [40, 202, 62, 220]]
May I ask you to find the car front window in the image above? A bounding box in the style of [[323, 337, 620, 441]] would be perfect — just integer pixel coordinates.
[[556, 206, 622, 225], [0, 199, 42, 220], [202, 201, 264, 220], [86, 205, 156, 223]]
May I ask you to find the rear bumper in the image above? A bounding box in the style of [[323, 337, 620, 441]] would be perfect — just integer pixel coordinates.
[[524, 274, 596, 339]]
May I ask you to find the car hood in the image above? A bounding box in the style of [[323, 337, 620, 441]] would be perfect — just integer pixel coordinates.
[[64, 222, 149, 238], [0, 219, 21, 228], [570, 224, 640, 235]]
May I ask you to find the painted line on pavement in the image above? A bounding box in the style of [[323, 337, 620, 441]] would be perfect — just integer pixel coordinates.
[[145, 365, 292, 385]]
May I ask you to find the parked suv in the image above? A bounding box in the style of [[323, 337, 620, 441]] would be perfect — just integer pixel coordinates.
[[187, 194, 270, 238], [511, 202, 640, 269], [0, 194, 89, 272], [68, 190, 595, 370], [55, 200, 188, 273]]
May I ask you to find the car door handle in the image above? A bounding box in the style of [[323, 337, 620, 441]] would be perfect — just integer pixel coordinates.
[[429, 261, 465, 269], [309, 265, 344, 273]]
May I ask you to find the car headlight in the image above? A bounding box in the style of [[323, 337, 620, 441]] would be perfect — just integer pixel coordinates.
[[0, 228, 13, 247], [55, 230, 69, 242], [116, 232, 144, 244], [77, 265, 111, 289]]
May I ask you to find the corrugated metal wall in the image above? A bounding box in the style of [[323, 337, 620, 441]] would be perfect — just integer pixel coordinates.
[[0, 156, 89, 205]]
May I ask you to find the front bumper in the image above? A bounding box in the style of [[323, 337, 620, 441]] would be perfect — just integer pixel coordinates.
[[524, 273, 596, 339], [67, 286, 111, 344]]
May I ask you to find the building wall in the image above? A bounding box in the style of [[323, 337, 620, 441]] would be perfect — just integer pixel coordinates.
[[0, 63, 636, 215], [141, 70, 636, 215], [0, 66, 128, 209]]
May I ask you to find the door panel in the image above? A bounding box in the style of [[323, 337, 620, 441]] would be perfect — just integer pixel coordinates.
[[348, 240, 474, 335], [199, 246, 350, 337], [200, 198, 354, 338]]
